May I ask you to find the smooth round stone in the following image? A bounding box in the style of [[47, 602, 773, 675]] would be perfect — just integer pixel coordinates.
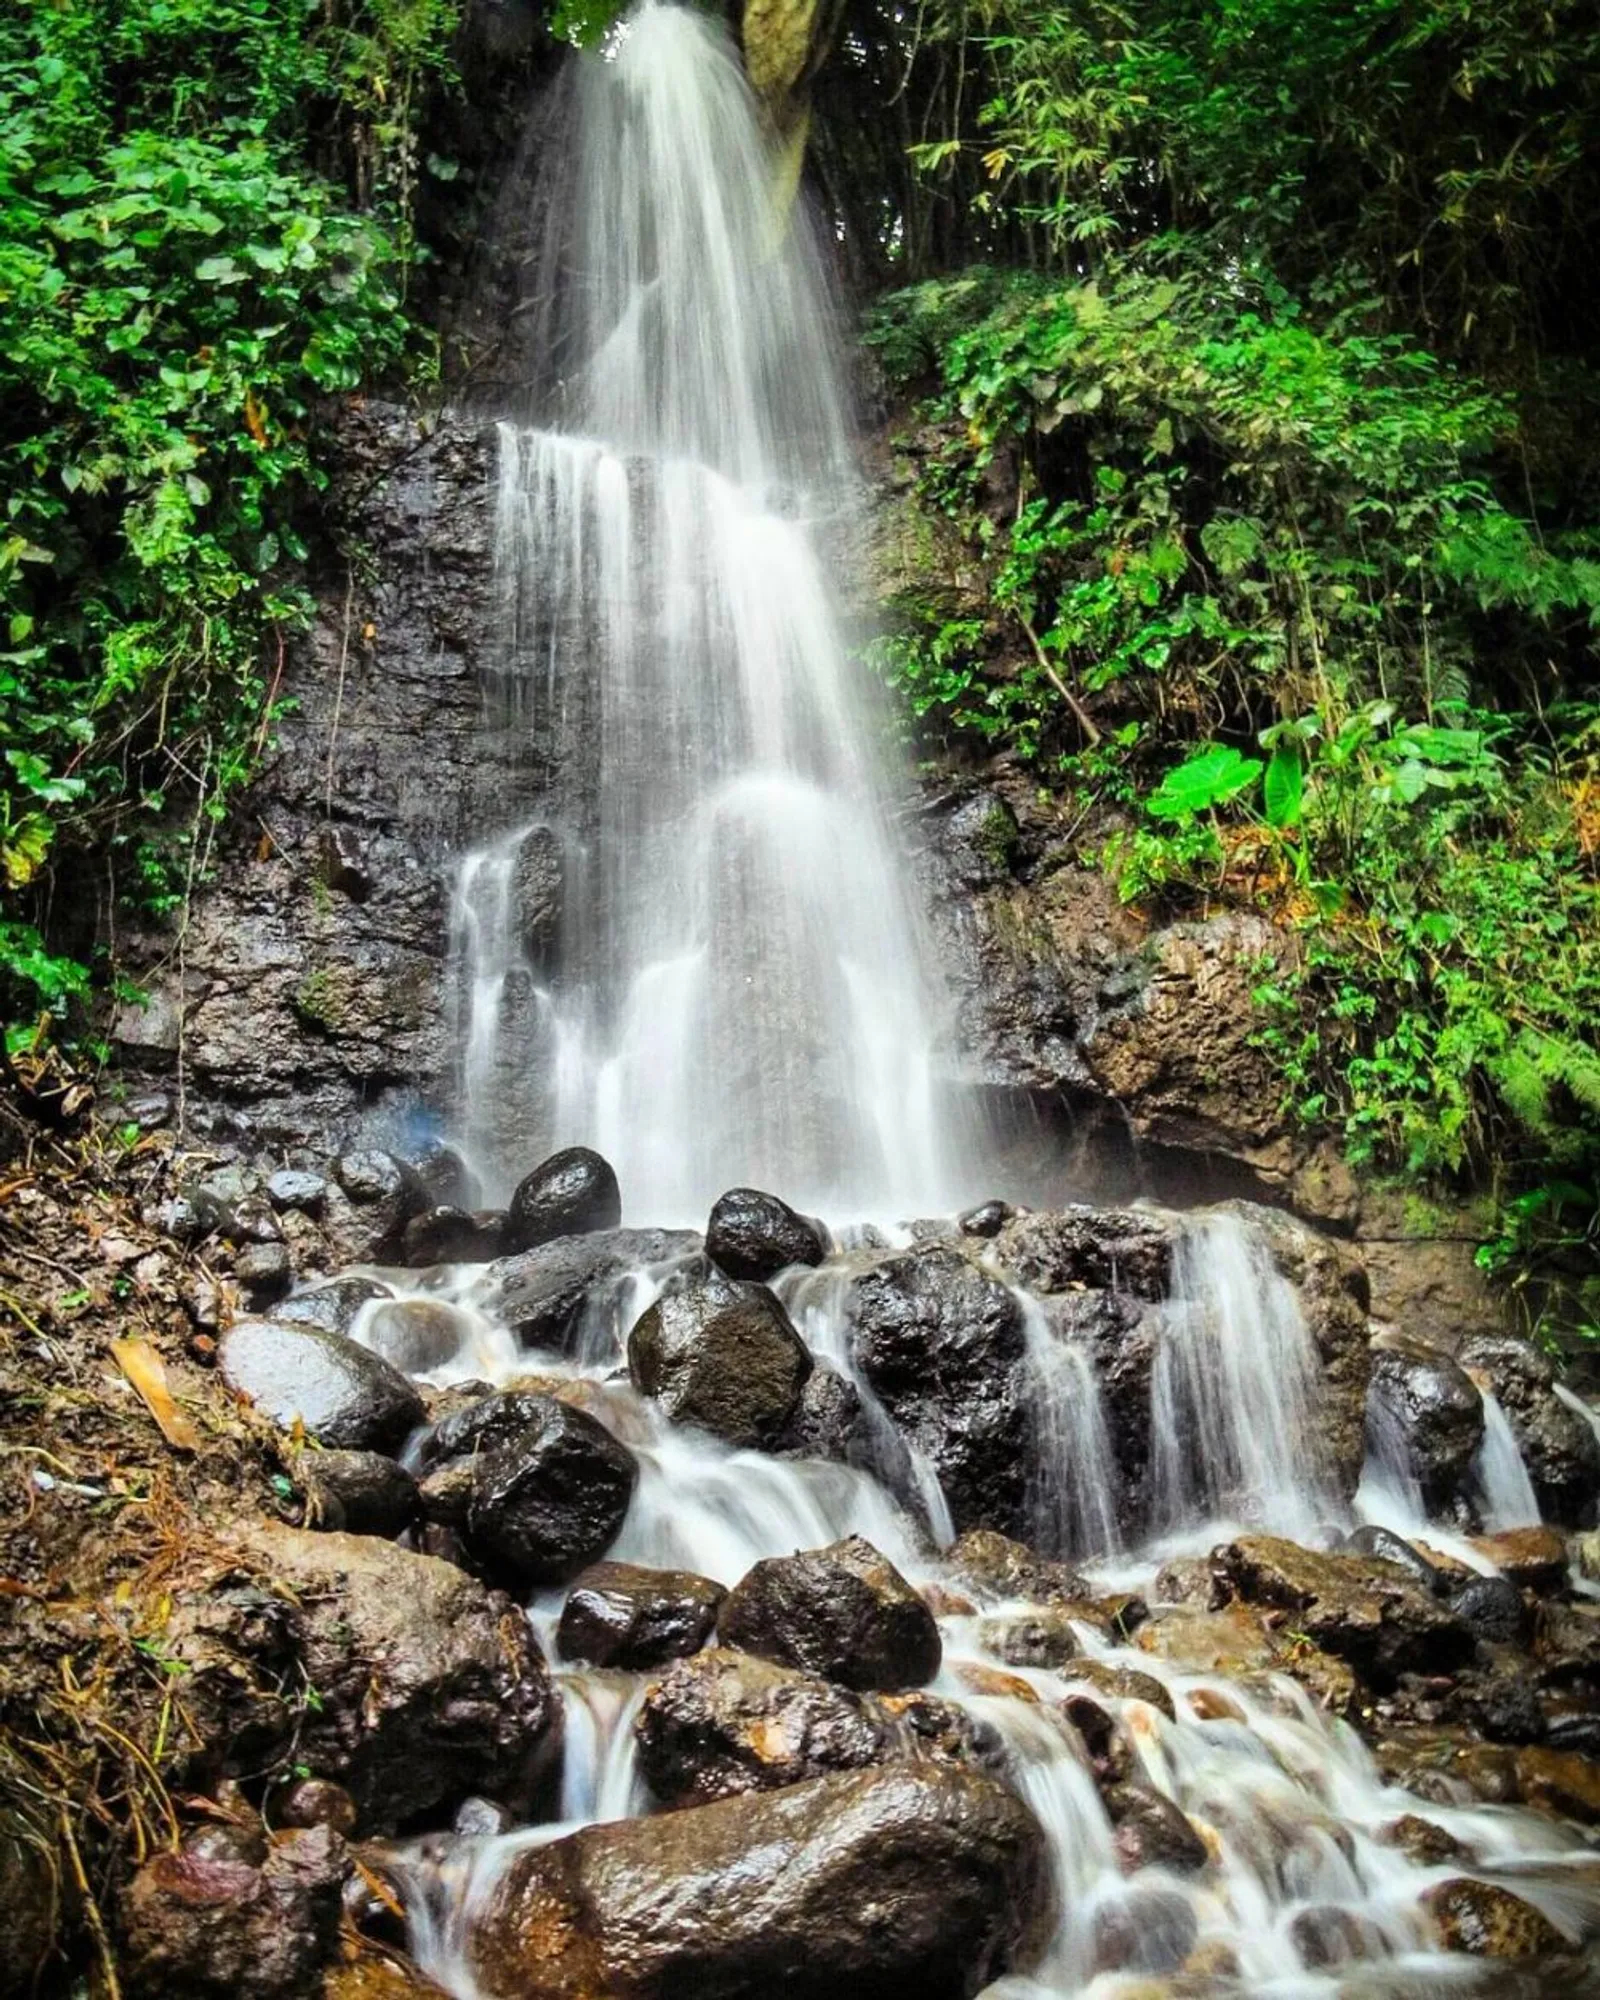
[[219, 1318, 424, 1452]]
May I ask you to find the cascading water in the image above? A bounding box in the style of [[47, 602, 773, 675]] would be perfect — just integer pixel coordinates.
[[1150, 1210, 1332, 1544], [450, 0, 965, 1220]]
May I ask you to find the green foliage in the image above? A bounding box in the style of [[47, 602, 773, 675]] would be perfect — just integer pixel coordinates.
[[867, 242, 1600, 1338], [0, 0, 457, 1027]]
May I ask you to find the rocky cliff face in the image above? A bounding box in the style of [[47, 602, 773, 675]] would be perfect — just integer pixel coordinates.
[[113, 406, 530, 1156]]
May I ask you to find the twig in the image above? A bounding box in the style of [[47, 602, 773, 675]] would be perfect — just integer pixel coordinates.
[[1015, 609, 1102, 744], [58, 1807, 122, 2000]]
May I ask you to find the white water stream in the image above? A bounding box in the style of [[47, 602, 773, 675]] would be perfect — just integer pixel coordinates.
[[449, 0, 963, 1221], [346, 1209, 1592, 1997]]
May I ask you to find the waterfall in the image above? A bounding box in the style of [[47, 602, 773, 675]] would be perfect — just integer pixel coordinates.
[[1468, 1386, 1541, 1532], [451, 0, 967, 1221], [1150, 1209, 1331, 1541]]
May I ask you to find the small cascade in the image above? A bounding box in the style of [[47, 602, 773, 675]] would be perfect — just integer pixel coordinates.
[[778, 1254, 956, 1547], [1018, 1293, 1121, 1563], [1150, 1209, 1332, 1542], [1468, 1385, 1542, 1531], [449, 0, 970, 1220]]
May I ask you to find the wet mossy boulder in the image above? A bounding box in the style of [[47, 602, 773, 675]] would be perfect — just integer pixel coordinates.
[[717, 1534, 940, 1692], [506, 1146, 622, 1252], [627, 1272, 812, 1448], [705, 1186, 828, 1281], [467, 1764, 1051, 2000], [557, 1561, 726, 1670]]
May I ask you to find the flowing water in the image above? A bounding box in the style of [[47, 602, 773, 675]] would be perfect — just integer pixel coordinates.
[[401, 5, 1589, 1991], [449, 0, 963, 1221], [349, 1220, 1591, 1998]]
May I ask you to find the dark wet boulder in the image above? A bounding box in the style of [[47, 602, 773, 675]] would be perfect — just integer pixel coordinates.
[[463, 1396, 638, 1587], [946, 1528, 1089, 1606], [847, 1245, 1030, 1535], [1459, 1333, 1600, 1526], [627, 1273, 811, 1448], [1448, 1574, 1528, 1645], [219, 1319, 424, 1453], [361, 1298, 471, 1375], [274, 1276, 392, 1337], [1377, 1814, 1476, 1867], [958, 1200, 1013, 1239], [274, 1777, 359, 1836], [991, 1205, 1173, 1300], [505, 1146, 621, 1252], [774, 1359, 872, 1464], [466, 1763, 1051, 2000], [401, 1206, 506, 1266], [1103, 1782, 1209, 1874], [236, 1524, 557, 1835], [635, 1649, 895, 1806], [301, 1450, 418, 1538], [1341, 1525, 1444, 1596], [705, 1186, 828, 1281], [718, 1534, 941, 1691], [1366, 1335, 1484, 1505], [479, 1228, 699, 1354], [121, 1824, 348, 2000], [1215, 1535, 1472, 1683], [1423, 1878, 1569, 1957], [557, 1562, 725, 1670]]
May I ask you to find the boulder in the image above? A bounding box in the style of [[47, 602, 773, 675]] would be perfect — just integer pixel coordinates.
[[946, 1528, 1089, 1607], [1341, 1525, 1443, 1596], [235, 1241, 293, 1308], [479, 1228, 699, 1353], [977, 1609, 1080, 1669], [1366, 1335, 1484, 1505], [847, 1245, 1030, 1535], [1423, 1878, 1569, 1957], [627, 1274, 811, 1448], [774, 1360, 872, 1464], [234, 1524, 557, 1833], [1459, 1334, 1600, 1526], [462, 1396, 638, 1587], [705, 1186, 828, 1281], [266, 1169, 328, 1215], [991, 1206, 1173, 1299], [1470, 1525, 1569, 1591], [1215, 1536, 1473, 1684], [718, 1535, 941, 1691], [121, 1824, 348, 1999], [1061, 1660, 1176, 1721], [324, 1151, 426, 1263], [361, 1299, 471, 1375], [219, 1320, 424, 1453], [400, 1206, 505, 1266], [505, 1147, 621, 1253], [274, 1277, 392, 1337], [634, 1649, 895, 1806], [556, 1562, 725, 1670], [301, 1450, 418, 1538], [467, 1764, 1051, 2000], [1448, 1575, 1528, 1645], [1103, 1782, 1209, 1874]]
